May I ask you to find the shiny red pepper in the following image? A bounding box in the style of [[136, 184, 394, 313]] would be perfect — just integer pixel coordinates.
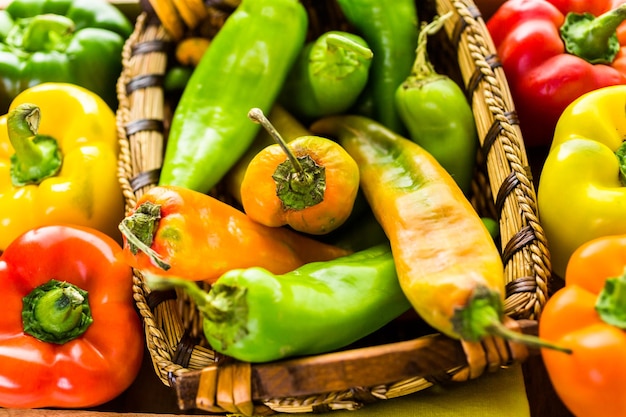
[[0, 225, 144, 408], [487, 0, 626, 147]]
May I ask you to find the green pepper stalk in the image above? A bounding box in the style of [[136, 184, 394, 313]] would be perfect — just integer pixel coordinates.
[[335, 0, 418, 134], [7, 103, 62, 186], [22, 279, 93, 344], [278, 30, 373, 121], [561, 4, 626, 64], [144, 243, 412, 363], [395, 12, 478, 196]]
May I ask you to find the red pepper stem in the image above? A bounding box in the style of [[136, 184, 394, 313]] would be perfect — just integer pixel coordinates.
[[7, 103, 62, 186], [411, 12, 453, 79], [11, 14, 75, 53], [560, 4, 626, 64], [22, 280, 93, 344], [595, 269, 626, 328], [248, 107, 304, 174]]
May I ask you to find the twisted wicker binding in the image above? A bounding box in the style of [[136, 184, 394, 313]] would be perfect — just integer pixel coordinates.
[[116, 0, 552, 414]]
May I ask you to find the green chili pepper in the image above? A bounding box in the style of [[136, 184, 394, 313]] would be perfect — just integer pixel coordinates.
[[278, 30, 373, 122], [158, 0, 308, 194], [335, 0, 418, 134], [144, 243, 411, 363], [0, 0, 133, 113], [395, 13, 478, 196]]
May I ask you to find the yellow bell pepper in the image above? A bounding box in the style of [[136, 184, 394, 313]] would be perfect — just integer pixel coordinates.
[[537, 84, 626, 279], [0, 83, 125, 250]]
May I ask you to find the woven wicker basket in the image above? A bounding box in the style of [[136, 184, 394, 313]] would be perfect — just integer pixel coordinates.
[[115, 0, 551, 414]]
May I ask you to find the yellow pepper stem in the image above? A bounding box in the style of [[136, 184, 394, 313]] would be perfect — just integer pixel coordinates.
[[7, 103, 62, 186]]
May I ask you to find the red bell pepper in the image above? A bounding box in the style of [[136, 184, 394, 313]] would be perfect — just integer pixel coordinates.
[[0, 225, 144, 408], [487, 0, 626, 147]]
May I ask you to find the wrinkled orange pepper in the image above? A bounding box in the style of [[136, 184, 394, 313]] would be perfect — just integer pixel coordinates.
[[241, 108, 360, 235], [539, 234, 626, 417], [118, 185, 351, 283]]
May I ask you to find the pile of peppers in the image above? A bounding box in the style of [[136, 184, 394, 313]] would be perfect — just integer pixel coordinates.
[[487, 0, 626, 147]]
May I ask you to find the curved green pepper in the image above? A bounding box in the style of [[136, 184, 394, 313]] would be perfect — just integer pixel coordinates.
[[159, 0, 308, 194], [0, 0, 133, 113], [335, 0, 418, 134], [145, 243, 411, 363], [278, 30, 373, 121], [395, 13, 478, 196]]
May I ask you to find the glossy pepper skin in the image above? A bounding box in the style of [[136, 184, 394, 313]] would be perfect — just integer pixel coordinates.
[[335, 0, 418, 134], [539, 234, 626, 417], [159, 0, 308, 194], [0, 224, 144, 408], [311, 116, 555, 350], [0, 82, 125, 251], [537, 85, 626, 279], [0, 0, 132, 113], [487, 0, 626, 147], [145, 243, 411, 363], [241, 108, 360, 235], [395, 13, 478, 196], [278, 30, 373, 122], [119, 185, 351, 284]]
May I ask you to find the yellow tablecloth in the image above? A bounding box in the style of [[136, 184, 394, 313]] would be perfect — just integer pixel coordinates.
[[276, 365, 530, 417]]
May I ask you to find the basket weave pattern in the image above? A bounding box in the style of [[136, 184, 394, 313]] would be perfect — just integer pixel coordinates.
[[116, 0, 551, 414]]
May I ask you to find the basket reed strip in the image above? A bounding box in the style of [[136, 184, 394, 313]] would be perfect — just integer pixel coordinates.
[[435, 0, 551, 319]]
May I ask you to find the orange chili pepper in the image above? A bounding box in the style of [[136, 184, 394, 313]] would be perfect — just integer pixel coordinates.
[[240, 108, 360, 235], [118, 185, 351, 283]]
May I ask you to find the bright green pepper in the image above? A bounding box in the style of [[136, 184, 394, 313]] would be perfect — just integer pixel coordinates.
[[278, 30, 373, 122], [159, 0, 308, 194], [144, 243, 412, 363], [395, 13, 478, 196], [335, 0, 418, 133], [0, 0, 133, 113]]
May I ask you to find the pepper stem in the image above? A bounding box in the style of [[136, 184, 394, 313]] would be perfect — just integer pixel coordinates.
[[324, 32, 373, 61], [118, 201, 171, 271], [616, 140, 626, 186], [8, 103, 62, 186], [248, 107, 326, 210], [452, 286, 572, 354], [560, 4, 626, 64], [22, 280, 93, 344], [595, 268, 626, 328], [7, 14, 75, 53], [411, 12, 453, 79]]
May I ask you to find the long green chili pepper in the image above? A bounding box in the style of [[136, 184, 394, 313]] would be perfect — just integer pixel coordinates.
[[335, 0, 418, 133], [144, 243, 411, 363], [278, 30, 373, 122], [395, 13, 478, 196], [158, 0, 308, 194]]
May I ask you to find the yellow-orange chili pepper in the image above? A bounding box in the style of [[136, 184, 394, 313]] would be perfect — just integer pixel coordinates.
[[118, 185, 351, 283], [240, 108, 360, 235]]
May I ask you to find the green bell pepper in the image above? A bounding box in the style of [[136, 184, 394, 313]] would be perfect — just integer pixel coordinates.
[[0, 0, 133, 113]]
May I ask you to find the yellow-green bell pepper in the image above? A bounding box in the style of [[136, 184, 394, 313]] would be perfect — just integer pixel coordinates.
[[537, 84, 626, 279], [0, 82, 125, 251]]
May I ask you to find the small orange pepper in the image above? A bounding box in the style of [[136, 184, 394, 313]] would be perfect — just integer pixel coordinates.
[[241, 108, 360, 235], [118, 185, 351, 283]]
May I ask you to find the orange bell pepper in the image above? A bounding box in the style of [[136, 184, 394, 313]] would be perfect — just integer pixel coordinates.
[[539, 234, 626, 417], [241, 108, 360, 235], [119, 185, 351, 283]]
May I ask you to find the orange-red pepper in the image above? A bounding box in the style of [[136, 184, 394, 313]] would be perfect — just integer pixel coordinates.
[[241, 108, 360, 235], [0, 225, 143, 408], [539, 234, 626, 417], [119, 185, 351, 283]]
